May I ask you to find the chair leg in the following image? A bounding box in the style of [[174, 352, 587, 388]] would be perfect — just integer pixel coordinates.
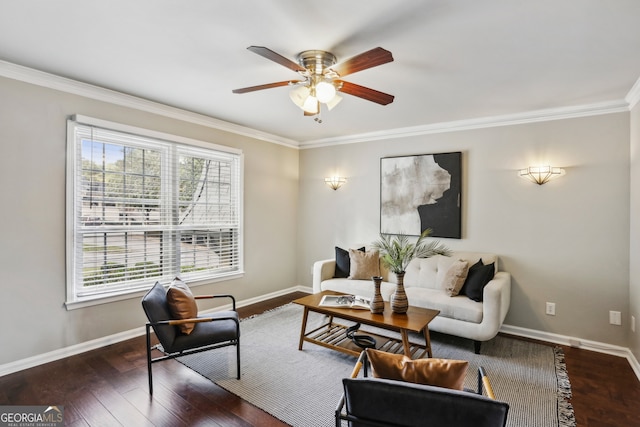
[[146, 325, 154, 395], [474, 340, 482, 354]]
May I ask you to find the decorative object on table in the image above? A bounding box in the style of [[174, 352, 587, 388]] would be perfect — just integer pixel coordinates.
[[391, 271, 409, 314], [373, 229, 450, 314], [345, 323, 377, 349], [319, 294, 371, 309], [370, 276, 384, 314], [380, 152, 461, 238]]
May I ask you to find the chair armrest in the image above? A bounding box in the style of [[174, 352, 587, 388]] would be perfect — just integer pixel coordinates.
[[313, 259, 336, 293], [195, 294, 236, 310], [478, 367, 496, 399], [350, 351, 367, 379], [148, 315, 239, 327]]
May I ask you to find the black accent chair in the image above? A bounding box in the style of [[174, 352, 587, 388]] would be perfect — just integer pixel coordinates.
[[141, 282, 240, 394], [336, 378, 509, 427], [336, 352, 509, 427]]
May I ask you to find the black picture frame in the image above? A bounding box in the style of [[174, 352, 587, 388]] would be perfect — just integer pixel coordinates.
[[380, 152, 461, 239]]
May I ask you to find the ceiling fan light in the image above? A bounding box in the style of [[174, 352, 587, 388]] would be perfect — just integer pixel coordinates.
[[289, 85, 310, 108], [326, 94, 343, 111], [302, 95, 319, 114], [315, 81, 336, 103]]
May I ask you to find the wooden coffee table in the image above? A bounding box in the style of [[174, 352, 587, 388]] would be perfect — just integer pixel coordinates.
[[293, 291, 439, 359]]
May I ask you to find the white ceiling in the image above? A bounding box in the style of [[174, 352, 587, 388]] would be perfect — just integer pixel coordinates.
[[2, 1, 640, 146]]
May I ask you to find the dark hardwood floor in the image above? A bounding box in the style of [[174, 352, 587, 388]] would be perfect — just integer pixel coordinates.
[[1, 291, 638, 426]]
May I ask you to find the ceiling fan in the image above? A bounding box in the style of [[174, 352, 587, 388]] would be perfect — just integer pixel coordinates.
[[232, 46, 394, 118]]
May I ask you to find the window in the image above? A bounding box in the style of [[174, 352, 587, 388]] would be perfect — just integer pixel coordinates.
[[66, 116, 243, 308]]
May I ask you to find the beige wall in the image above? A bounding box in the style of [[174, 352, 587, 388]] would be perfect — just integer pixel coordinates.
[[1, 71, 636, 368], [298, 113, 631, 346], [0, 76, 299, 365], [630, 102, 640, 360]]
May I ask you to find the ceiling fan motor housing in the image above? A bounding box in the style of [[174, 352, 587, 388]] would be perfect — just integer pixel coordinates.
[[297, 50, 337, 76]]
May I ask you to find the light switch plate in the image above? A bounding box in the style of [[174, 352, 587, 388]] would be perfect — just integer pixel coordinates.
[[609, 310, 622, 325], [546, 302, 556, 316]]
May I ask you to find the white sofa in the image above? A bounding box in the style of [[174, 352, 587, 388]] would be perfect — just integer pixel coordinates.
[[312, 251, 511, 353]]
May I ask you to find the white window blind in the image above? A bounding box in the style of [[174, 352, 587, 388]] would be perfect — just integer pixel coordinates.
[[66, 116, 243, 306]]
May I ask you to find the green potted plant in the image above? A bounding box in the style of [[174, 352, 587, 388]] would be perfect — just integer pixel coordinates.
[[372, 229, 450, 313]]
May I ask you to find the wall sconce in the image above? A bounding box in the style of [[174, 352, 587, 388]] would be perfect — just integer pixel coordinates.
[[325, 176, 347, 190], [518, 166, 565, 185]]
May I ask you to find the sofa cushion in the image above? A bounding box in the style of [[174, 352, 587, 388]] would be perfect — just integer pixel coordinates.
[[349, 249, 381, 280], [334, 246, 365, 278], [405, 288, 483, 323], [461, 260, 495, 302], [442, 260, 469, 296], [403, 256, 439, 289], [166, 278, 198, 335], [366, 349, 469, 390], [403, 253, 499, 291]]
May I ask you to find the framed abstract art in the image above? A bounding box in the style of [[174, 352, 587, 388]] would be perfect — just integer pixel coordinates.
[[380, 152, 461, 239]]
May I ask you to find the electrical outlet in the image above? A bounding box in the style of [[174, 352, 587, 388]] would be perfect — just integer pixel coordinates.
[[632, 316, 636, 333], [546, 302, 556, 316], [609, 310, 622, 326]]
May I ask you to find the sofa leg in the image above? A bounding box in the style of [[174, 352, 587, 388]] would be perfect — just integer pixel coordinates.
[[474, 340, 481, 354]]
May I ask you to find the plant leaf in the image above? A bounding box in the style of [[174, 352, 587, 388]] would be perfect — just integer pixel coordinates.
[[372, 230, 450, 274]]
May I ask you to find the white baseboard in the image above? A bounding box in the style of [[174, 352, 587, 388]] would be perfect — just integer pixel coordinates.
[[0, 285, 311, 377], [232, 285, 312, 310], [0, 328, 145, 377], [501, 323, 640, 381], [2, 287, 637, 382]]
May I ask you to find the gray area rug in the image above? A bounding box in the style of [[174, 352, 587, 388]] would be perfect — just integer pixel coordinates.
[[178, 303, 575, 427]]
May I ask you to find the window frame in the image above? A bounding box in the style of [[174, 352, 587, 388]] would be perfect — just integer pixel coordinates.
[[65, 115, 244, 309]]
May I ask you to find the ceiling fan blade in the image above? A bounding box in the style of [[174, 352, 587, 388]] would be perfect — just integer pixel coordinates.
[[329, 47, 393, 77], [247, 46, 307, 73], [232, 80, 301, 94], [336, 80, 394, 105]]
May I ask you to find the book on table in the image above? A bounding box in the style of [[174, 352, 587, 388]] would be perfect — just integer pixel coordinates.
[[319, 294, 371, 309]]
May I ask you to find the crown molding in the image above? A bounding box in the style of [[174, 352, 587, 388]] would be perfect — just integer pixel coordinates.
[[626, 75, 640, 110], [300, 100, 630, 149], [2, 60, 637, 150], [0, 60, 300, 149]]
